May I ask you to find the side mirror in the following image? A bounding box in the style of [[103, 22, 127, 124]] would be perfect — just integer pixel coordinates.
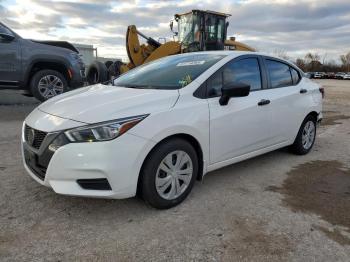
[[0, 32, 15, 42], [219, 82, 250, 106]]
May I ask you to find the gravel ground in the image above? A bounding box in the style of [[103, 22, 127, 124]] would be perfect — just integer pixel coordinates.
[[0, 79, 349, 261]]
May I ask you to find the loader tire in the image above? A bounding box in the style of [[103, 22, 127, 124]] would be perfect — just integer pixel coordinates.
[[108, 61, 125, 79], [104, 60, 113, 69], [86, 61, 108, 85]]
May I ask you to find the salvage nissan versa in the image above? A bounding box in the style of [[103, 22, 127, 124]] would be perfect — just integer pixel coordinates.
[[22, 51, 323, 209]]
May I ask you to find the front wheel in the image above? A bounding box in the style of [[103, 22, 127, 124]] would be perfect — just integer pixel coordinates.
[[290, 115, 317, 155], [30, 70, 68, 102], [140, 138, 198, 209]]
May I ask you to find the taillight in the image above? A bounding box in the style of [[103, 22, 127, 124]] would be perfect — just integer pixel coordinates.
[[68, 68, 73, 79], [319, 87, 325, 99]]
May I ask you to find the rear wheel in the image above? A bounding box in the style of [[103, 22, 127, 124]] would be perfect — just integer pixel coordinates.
[[140, 138, 198, 209], [290, 115, 317, 155], [30, 69, 68, 102]]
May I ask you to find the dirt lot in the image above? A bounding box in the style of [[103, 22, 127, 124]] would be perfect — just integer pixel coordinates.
[[0, 79, 349, 261]]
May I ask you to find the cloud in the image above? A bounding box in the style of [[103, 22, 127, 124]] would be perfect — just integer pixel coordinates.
[[1, 0, 349, 61]]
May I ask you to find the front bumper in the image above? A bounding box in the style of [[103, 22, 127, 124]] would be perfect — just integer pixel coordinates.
[[22, 121, 156, 199]]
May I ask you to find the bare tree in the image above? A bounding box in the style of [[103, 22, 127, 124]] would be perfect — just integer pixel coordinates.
[[295, 58, 306, 71], [305, 52, 320, 63], [322, 53, 328, 68], [340, 52, 350, 72], [304, 52, 321, 71], [272, 49, 289, 60]]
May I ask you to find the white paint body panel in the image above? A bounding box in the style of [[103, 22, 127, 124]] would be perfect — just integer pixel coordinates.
[[22, 51, 323, 199], [38, 84, 180, 124]]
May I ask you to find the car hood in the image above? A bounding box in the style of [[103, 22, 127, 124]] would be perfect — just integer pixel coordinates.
[[29, 40, 79, 53], [38, 84, 180, 124]]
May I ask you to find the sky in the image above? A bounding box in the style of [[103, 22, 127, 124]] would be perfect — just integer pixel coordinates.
[[1, 0, 350, 63]]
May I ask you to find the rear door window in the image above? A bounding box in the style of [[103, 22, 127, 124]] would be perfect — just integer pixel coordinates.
[[266, 59, 293, 88]]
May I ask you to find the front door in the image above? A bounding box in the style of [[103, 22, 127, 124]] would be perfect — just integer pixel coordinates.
[[208, 56, 272, 164], [0, 24, 21, 87]]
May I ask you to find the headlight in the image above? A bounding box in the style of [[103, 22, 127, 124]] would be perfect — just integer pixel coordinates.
[[48, 133, 70, 152], [64, 115, 148, 142]]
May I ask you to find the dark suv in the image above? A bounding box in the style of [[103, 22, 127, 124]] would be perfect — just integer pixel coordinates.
[[0, 23, 85, 101]]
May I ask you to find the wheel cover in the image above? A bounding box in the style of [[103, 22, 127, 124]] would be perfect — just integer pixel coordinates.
[[38, 75, 64, 99], [302, 120, 315, 150], [155, 150, 193, 200]]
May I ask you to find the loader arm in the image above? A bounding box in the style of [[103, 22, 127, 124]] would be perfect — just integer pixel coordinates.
[[124, 25, 181, 71], [126, 25, 160, 67]]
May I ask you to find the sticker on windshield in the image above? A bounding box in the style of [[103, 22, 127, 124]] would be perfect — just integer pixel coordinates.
[[176, 61, 205, 67]]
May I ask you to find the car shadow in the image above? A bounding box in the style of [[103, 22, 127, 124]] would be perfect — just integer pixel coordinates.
[[23, 147, 294, 221]]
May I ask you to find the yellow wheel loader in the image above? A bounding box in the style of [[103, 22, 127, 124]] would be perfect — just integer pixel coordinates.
[[87, 10, 255, 84]]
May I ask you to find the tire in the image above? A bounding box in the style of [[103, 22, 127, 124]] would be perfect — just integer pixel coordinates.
[[290, 115, 317, 155], [104, 60, 113, 69], [30, 69, 68, 102], [86, 61, 108, 85], [140, 138, 198, 209], [108, 61, 125, 79]]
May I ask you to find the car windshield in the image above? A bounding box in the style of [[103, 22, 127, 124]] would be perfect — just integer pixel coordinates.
[[113, 54, 226, 89], [0, 23, 14, 36]]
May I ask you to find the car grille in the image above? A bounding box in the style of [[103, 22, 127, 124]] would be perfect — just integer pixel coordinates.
[[23, 146, 48, 180], [24, 125, 47, 150]]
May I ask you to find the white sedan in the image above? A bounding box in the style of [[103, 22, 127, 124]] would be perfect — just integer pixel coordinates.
[[343, 74, 350, 80], [22, 51, 323, 209]]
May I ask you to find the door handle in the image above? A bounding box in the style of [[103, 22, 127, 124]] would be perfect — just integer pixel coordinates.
[[258, 99, 270, 106], [300, 88, 308, 94]]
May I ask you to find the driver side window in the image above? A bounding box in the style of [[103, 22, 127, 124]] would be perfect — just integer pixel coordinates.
[[208, 57, 262, 97]]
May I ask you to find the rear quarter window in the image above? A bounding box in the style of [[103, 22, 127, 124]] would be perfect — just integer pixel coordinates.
[[290, 67, 301, 84], [266, 59, 293, 88]]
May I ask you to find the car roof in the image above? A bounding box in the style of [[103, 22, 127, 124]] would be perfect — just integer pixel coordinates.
[[164, 51, 303, 73], [173, 50, 289, 61], [170, 51, 266, 61]]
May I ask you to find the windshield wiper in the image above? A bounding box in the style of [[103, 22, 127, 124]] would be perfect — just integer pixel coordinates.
[[115, 85, 179, 90], [120, 85, 153, 89]]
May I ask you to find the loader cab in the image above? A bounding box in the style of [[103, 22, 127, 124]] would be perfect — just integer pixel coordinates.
[[174, 10, 229, 52]]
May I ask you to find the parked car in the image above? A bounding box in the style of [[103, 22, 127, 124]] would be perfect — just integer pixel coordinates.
[[22, 51, 323, 209], [313, 72, 324, 79], [343, 73, 350, 80], [335, 72, 346, 79], [327, 72, 336, 79], [304, 72, 315, 79], [0, 23, 85, 101], [322, 72, 329, 79]]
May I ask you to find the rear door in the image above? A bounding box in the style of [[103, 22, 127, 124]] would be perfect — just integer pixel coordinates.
[[208, 55, 273, 164], [263, 58, 304, 143], [0, 24, 21, 88]]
